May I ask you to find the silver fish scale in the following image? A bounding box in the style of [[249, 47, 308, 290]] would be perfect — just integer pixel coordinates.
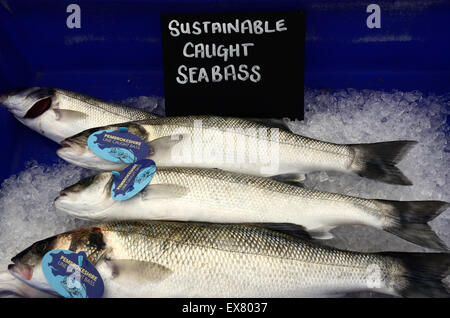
[[55, 89, 155, 122], [150, 167, 381, 216], [138, 116, 351, 154], [100, 221, 396, 297], [130, 116, 355, 174]]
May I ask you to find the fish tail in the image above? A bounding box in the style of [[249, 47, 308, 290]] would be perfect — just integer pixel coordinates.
[[383, 252, 450, 298], [377, 199, 449, 250], [350, 140, 417, 185]]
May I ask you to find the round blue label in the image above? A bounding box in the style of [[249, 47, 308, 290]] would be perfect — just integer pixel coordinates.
[[87, 128, 150, 164], [111, 159, 156, 201], [42, 249, 104, 298]]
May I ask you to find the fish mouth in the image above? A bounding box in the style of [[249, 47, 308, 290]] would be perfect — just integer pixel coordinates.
[[54, 190, 88, 214], [58, 189, 69, 197], [54, 196, 69, 212], [0, 87, 29, 103], [60, 139, 76, 148], [60, 136, 86, 148], [58, 138, 87, 154], [54, 190, 76, 204], [57, 139, 91, 167], [8, 264, 33, 281]]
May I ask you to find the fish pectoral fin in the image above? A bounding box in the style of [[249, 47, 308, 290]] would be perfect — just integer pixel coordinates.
[[53, 109, 88, 121], [270, 173, 305, 187], [258, 223, 312, 241], [141, 184, 189, 200], [106, 259, 172, 283], [147, 134, 187, 156], [308, 226, 335, 240]]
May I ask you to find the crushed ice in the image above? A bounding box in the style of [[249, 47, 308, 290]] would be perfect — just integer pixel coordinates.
[[0, 161, 93, 269], [292, 89, 450, 253]]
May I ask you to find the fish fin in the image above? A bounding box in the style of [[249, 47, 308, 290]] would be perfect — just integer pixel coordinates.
[[308, 226, 335, 240], [382, 252, 450, 298], [141, 184, 189, 200], [53, 109, 88, 121], [278, 181, 304, 187], [270, 173, 305, 187], [349, 140, 417, 185], [378, 200, 449, 250], [258, 223, 312, 240], [248, 118, 293, 133], [147, 134, 187, 157], [106, 259, 172, 283]]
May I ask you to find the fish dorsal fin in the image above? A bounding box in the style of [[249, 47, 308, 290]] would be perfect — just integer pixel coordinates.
[[248, 118, 293, 133], [106, 259, 172, 283], [270, 173, 305, 187], [258, 223, 312, 241], [53, 109, 88, 121], [141, 184, 189, 200]]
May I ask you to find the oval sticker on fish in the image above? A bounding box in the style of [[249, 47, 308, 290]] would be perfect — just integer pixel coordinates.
[[111, 159, 156, 201], [87, 128, 149, 164], [42, 249, 104, 298]]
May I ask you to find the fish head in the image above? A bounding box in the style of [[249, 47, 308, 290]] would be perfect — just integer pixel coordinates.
[[57, 130, 105, 170], [0, 87, 77, 142], [57, 133, 127, 171], [8, 235, 62, 295], [8, 227, 107, 296], [54, 173, 116, 219], [0, 87, 54, 118], [57, 124, 148, 170]]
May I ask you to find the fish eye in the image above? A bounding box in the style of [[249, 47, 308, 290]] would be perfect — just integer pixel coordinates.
[[79, 175, 95, 187], [34, 241, 47, 254]]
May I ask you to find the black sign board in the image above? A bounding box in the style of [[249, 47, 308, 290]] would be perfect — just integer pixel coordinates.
[[161, 11, 305, 119]]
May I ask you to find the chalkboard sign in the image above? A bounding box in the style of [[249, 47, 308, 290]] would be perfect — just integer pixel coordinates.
[[161, 11, 306, 119]]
